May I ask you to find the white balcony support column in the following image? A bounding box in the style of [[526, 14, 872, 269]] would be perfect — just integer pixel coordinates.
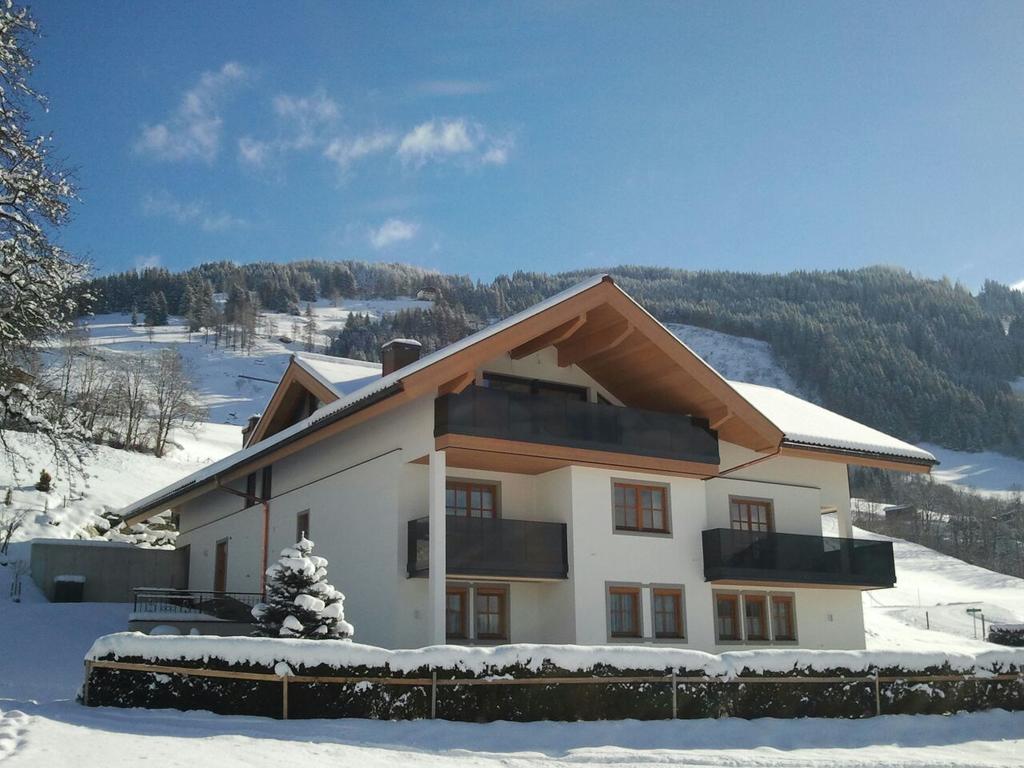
[[428, 449, 447, 645]]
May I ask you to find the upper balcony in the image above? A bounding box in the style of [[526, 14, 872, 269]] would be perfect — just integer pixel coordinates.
[[407, 515, 569, 581], [701, 528, 897, 589], [434, 385, 720, 468]]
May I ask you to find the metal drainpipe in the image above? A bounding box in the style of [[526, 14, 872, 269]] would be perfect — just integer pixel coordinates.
[[260, 500, 270, 595]]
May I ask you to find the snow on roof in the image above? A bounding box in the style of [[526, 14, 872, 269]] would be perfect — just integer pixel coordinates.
[[292, 352, 382, 396], [729, 381, 937, 464]]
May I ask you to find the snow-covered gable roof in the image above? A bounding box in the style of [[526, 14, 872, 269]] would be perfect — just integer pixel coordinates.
[[291, 352, 381, 397], [730, 381, 937, 465]]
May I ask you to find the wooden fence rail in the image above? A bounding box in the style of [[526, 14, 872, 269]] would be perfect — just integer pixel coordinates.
[[82, 658, 1024, 721]]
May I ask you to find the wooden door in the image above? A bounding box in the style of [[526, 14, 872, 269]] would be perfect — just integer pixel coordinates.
[[214, 539, 228, 592]]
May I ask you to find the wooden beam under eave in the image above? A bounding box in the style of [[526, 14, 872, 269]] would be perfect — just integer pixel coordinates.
[[709, 408, 733, 430], [556, 320, 634, 368], [509, 315, 586, 359], [438, 371, 475, 396]]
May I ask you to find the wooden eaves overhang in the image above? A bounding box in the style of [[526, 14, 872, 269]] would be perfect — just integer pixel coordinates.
[[119, 275, 929, 525]]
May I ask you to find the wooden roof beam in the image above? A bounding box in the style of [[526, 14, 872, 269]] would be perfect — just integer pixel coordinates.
[[438, 370, 475, 396], [557, 319, 633, 368], [509, 315, 586, 360]]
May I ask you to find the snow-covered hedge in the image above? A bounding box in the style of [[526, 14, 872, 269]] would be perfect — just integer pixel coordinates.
[[84, 633, 1024, 721], [989, 624, 1024, 647]]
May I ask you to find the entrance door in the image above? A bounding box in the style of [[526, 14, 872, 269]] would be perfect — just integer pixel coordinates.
[[213, 539, 228, 592]]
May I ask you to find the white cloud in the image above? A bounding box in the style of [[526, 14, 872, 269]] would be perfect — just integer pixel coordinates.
[[237, 136, 272, 168], [238, 89, 341, 167], [1012, 279, 1024, 292], [397, 118, 514, 167], [416, 79, 493, 97], [135, 62, 248, 162], [134, 254, 162, 271], [368, 218, 418, 249], [398, 119, 475, 163], [324, 131, 397, 171], [142, 192, 247, 232]]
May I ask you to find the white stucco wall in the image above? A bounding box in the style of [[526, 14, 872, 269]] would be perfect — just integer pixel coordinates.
[[174, 351, 869, 651]]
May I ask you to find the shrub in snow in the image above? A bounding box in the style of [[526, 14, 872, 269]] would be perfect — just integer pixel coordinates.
[[252, 537, 353, 640], [35, 469, 52, 492], [989, 624, 1024, 647]]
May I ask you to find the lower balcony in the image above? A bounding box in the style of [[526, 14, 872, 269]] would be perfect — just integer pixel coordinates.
[[701, 528, 896, 589], [407, 515, 569, 581]]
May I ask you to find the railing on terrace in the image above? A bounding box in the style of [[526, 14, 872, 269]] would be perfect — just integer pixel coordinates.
[[701, 528, 897, 588], [435, 386, 720, 465], [131, 588, 262, 623], [407, 515, 569, 580]]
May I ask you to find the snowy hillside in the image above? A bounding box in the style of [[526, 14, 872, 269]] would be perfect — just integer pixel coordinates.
[[667, 323, 804, 394]]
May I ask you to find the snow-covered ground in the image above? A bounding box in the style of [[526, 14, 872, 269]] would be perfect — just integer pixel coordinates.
[[3, 547, 1024, 767], [2, 489, 1023, 766]]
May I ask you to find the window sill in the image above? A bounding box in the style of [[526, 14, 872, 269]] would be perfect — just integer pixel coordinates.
[[612, 528, 673, 539]]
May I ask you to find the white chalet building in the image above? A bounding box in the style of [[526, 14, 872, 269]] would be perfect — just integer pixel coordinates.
[[119, 275, 937, 651]]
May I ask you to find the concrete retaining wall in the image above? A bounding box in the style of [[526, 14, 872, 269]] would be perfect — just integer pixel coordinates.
[[30, 539, 188, 602]]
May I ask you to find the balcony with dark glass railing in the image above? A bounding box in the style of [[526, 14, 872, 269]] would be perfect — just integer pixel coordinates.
[[407, 515, 569, 581], [434, 385, 720, 466], [701, 528, 897, 588]]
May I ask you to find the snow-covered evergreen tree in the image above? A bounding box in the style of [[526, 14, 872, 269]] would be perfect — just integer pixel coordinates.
[[252, 537, 353, 639], [0, 2, 91, 476]]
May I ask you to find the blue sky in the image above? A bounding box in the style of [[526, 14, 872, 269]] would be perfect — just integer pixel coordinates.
[[28, 1, 1024, 287]]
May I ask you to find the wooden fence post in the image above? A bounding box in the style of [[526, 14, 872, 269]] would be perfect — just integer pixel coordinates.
[[82, 660, 92, 707], [873, 671, 881, 717], [282, 676, 289, 720], [671, 671, 677, 719], [430, 671, 437, 719]]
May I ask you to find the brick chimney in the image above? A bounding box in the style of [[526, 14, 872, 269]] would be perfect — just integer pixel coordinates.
[[381, 338, 422, 376], [241, 414, 261, 445]]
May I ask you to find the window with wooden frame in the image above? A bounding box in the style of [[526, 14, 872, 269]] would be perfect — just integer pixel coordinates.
[[729, 497, 774, 534], [296, 510, 310, 542], [715, 592, 741, 642], [770, 594, 797, 641], [445, 480, 498, 518], [652, 587, 684, 639], [445, 586, 469, 640], [474, 586, 509, 641], [743, 593, 769, 641], [608, 586, 642, 638], [613, 482, 669, 533]]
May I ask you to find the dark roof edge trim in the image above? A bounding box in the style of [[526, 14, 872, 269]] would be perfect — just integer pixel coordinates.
[[781, 439, 939, 468]]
